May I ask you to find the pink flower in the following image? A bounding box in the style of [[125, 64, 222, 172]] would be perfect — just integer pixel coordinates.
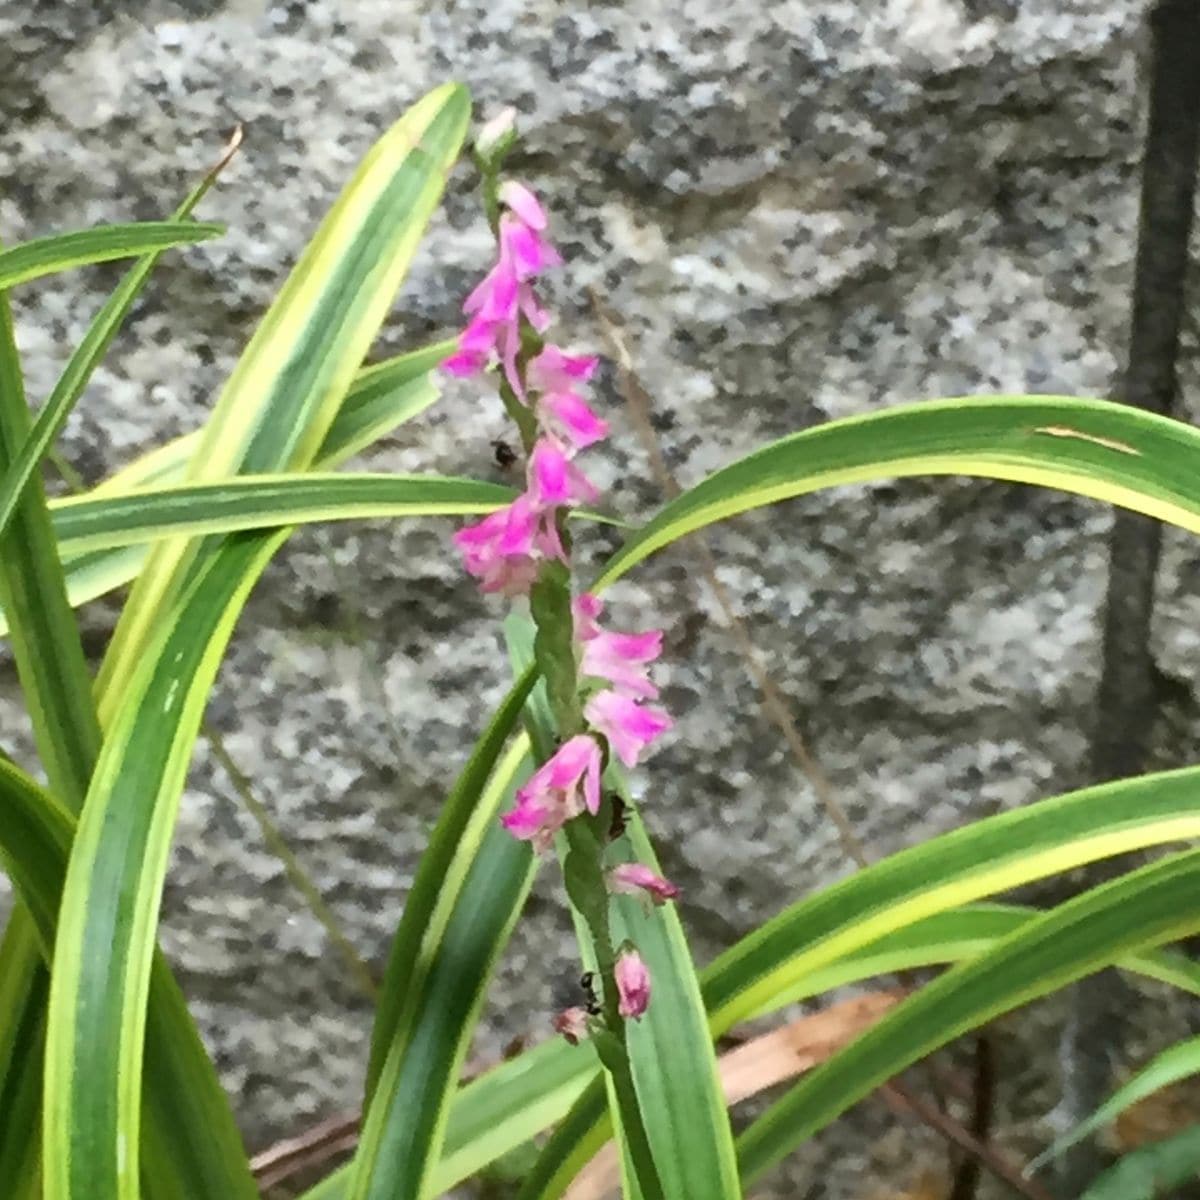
[[608, 863, 681, 905], [499, 210, 562, 280], [572, 594, 666, 700], [540, 389, 609, 452], [528, 439, 599, 508], [553, 1006, 590, 1045], [529, 346, 599, 392], [572, 593, 605, 641], [442, 182, 561, 392], [584, 689, 672, 768], [500, 180, 550, 232], [528, 347, 608, 452], [453, 494, 564, 595], [501, 734, 603, 850], [615, 950, 651, 1019]]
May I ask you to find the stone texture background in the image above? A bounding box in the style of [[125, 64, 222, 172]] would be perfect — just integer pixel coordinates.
[[4, 0, 1200, 1195]]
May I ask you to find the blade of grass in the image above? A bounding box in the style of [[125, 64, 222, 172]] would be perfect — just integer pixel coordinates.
[[0, 129, 241, 543], [44, 84, 472, 1200], [51, 472, 513, 552], [594, 394, 1200, 592], [1029, 1031, 1200, 1172], [96, 85, 469, 716], [0, 342, 453, 639], [0, 750, 256, 1200], [0, 222, 222, 290], [91, 338, 455, 498], [736, 847, 1200, 1184], [205, 730, 379, 1002]]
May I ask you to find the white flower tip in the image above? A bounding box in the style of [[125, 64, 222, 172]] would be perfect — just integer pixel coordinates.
[[476, 107, 518, 155]]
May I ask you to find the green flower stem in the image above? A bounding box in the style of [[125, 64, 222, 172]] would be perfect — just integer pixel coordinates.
[[500, 378, 539, 453], [530, 562, 667, 1200]]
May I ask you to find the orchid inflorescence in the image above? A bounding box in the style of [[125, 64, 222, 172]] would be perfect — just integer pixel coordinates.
[[442, 118, 678, 1033]]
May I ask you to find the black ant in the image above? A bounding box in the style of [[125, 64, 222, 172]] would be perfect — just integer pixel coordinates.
[[580, 971, 602, 1016], [608, 793, 628, 840], [491, 439, 517, 469]]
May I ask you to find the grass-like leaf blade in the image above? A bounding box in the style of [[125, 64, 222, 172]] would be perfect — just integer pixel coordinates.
[[596, 395, 1200, 591], [0, 222, 222, 289], [736, 847, 1200, 1183]]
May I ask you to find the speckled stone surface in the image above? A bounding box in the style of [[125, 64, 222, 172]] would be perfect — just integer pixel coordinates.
[[4, 1, 1197, 1194]]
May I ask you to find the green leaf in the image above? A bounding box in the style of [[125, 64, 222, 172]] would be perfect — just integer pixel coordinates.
[[594, 395, 1200, 591], [607, 804, 741, 1200], [43, 84, 472, 1200], [1030, 1032, 1200, 1171], [0, 222, 222, 289], [92, 339, 455, 498], [699, 764, 1200, 1034], [51, 472, 513, 553], [0, 917, 46, 1195], [514, 760, 1200, 1200], [292, 901, 1200, 1200], [45, 532, 286, 1200], [96, 82, 470, 717], [0, 751, 255, 1200], [736, 847, 1200, 1184], [0, 342, 453, 639], [0, 273, 100, 809], [0, 140, 238, 543], [363, 668, 536, 1097], [1079, 1126, 1200, 1199], [349, 717, 537, 1199]]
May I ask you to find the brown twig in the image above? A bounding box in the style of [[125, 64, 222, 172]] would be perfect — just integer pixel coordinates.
[[588, 295, 1053, 1200], [949, 1036, 997, 1200], [588, 291, 869, 868], [251, 1112, 359, 1191]]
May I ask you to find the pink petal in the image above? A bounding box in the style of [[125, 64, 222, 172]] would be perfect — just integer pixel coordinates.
[[585, 690, 672, 768], [541, 390, 609, 450], [529, 346, 600, 391], [553, 1006, 590, 1045], [499, 180, 549, 230], [528, 440, 598, 508], [573, 593, 605, 641], [609, 863, 681, 904], [615, 950, 651, 1019], [441, 348, 487, 377]]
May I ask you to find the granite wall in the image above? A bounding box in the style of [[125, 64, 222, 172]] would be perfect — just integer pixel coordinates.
[[3, 1, 1198, 1195]]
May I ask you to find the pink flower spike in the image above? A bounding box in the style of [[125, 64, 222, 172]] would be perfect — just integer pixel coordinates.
[[615, 950, 651, 1019], [609, 863, 681, 905], [580, 628, 665, 700], [499, 180, 549, 230], [529, 346, 600, 391], [501, 734, 603, 850], [529, 439, 599, 508], [585, 690, 672, 768], [553, 1006, 590, 1046], [541, 390, 609, 451]]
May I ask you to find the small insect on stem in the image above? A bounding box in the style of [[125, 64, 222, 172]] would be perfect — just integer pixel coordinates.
[[580, 971, 602, 1016], [608, 793, 628, 840], [491, 439, 518, 468]]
